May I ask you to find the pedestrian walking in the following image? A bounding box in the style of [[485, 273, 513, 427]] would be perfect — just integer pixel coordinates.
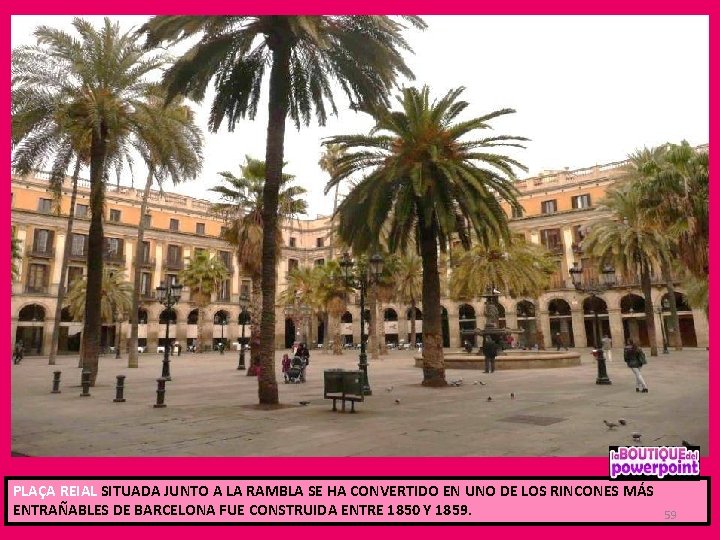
[[281, 354, 291, 383], [12, 340, 24, 365], [554, 332, 568, 351], [602, 335, 613, 362], [482, 337, 498, 373], [624, 339, 648, 393]]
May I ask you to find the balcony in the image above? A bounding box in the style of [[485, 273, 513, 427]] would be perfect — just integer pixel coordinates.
[[140, 290, 155, 301], [103, 251, 125, 264], [139, 257, 156, 269], [164, 259, 184, 271], [27, 246, 55, 259], [68, 251, 86, 262], [25, 284, 49, 294], [544, 243, 565, 256]]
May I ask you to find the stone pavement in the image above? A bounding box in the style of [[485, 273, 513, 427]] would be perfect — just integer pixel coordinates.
[[10, 347, 708, 457]]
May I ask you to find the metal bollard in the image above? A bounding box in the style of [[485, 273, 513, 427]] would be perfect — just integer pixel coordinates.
[[153, 378, 167, 408], [80, 370, 91, 397], [51, 371, 62, 394], [113, 375, 126, 402]]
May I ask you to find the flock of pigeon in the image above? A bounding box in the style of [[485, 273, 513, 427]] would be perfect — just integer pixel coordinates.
[[604, 419, 642, 442]]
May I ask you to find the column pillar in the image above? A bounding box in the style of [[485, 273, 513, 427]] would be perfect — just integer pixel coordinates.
[[153, 243, 164, 288], [448, 312, 460, 349], [539, 310, 552, 348], [42, 317, 55, 355], [571, 307, 587, 348], [51, 233, 66, 286], [691, 310, 708, 348], [608, 308, 624, 348]]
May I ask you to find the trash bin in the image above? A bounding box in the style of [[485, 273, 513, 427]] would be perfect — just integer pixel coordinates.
[[341, 370, 364, 396], [324, 369, 345, 395]]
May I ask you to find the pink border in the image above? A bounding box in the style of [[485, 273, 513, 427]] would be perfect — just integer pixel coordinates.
[[2, 1, 716, 537]]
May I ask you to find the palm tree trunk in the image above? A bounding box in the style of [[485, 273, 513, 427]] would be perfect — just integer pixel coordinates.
[[660, 259, 682, 350], [246, 283, 262, 375], [332, 311, 343, 355], [128, 170, 154, 368], [410, 299, 417, 348], [329, 183, 339, 260], [368, 284, 379, 359], [81, 124, 108, 385], [418, 216, 446, 386], [258, 41, 291, 404], [49, 157, 81, 365], [640, 261, 659, 356], [378, 300, 387, 355]]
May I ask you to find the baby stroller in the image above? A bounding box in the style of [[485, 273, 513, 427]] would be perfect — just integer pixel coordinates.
[[285, 356, 306, 384]]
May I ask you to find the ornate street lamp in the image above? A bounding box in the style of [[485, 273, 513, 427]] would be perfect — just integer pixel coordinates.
[[339, 252, 384, 396], [237, 293, 249, 370], [569, 262, 616, 385], [156, 281, 182, 380], [657, 297, 670, 354]]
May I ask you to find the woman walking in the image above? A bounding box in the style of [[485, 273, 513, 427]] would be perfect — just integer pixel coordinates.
[[624, 339, 648, 393]]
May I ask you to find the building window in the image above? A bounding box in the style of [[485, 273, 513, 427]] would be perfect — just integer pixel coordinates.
[[220, 226, 228, 237], [315, 259, 325, 267], [142, 214, 152, 227], [511, 204, 524, 219], [316, 237, 324, 248], [541, 200, 558, 214], [37, 198, 52, 213], [219, 279, 231, 301], [571, 194, 592, 209], [109, 209, 121, 222], [165, 273, 178, 286], [27, 264, 49, 292], [167, 245, 181, 266], [169, 218, 179, 232], [194, 248, 206, 258], [71, 234, 87, 257], [33, 229, 53, 253], [288, 258, 299, 272], [103, 237, 123, 259], [75, 204, 89, 218], [196, 223, 205, 235], [241, 280, 251, 298], [141, 241, 151, 264], [218, 251, 232, 271], [67, 266, 84, 288], [140, 272, 152, 296], [289, 237, 297, 248], [540, 229, 563, 253]]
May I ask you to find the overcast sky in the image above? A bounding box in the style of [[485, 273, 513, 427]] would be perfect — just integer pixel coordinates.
[[11, 15, 709, 217]]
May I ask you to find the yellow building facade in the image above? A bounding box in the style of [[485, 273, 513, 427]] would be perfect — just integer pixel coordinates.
[[11, 150, 708, 356]]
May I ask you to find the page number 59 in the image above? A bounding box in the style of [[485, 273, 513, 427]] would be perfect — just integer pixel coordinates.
[[664, 510, 677, 520]]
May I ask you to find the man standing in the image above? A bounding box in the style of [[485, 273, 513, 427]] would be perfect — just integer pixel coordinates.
[[602, 334, 613, 362], [482, 337, 498, 373], [624, 339, 648, 392]]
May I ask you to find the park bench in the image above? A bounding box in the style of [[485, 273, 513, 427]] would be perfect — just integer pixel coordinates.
[[323, 369, 365, 413]]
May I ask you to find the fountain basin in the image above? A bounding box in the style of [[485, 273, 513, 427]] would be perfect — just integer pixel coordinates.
[[414, 350, 581, 370]]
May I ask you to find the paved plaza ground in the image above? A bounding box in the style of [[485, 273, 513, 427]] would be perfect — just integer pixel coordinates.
[[10, 347, 708, 457]]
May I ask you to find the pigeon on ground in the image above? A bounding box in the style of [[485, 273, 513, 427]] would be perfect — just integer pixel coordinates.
[[450, 379, 463, 387], [618, 419, 627, 426], [394, 399, 401, 405], [487, 396, 492, 402], [385, 386, 394, 393], [299, 401, 311, 406], [510, 392, 515, 400], [604, 420, 619, 430], [473, 381, 479, 385], [632, 432, 642, 441]]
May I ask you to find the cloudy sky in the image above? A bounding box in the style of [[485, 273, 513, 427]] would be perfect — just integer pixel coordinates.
[[11, 15, 709, 217]]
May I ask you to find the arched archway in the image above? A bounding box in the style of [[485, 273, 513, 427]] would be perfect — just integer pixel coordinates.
[[661, 292, 697, 346], [213, 310, 230, 350], [16, 304, 46, 355], [284, 317, 296, 349], [57, 307, 82, 353], [583, 296, 610, 347], [160, 308, 177, 324], [548, 298, 574, 347], [186, 309, 199, 348], [620, 294, 649, 346], [384, 308, 399, 345], [340, 311, 353, 346], [459, 303, 477, 346], [406, 307, 423, 345], [516, 300, 536, 348]]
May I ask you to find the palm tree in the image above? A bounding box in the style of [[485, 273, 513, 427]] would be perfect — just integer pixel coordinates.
[[14, 18, 167, 384], [684, 274, 708, 319], [66, 268, 132, 328], [280, 266, 320, 347], [211, 156, 307, 373], [394, 254, 423, 348], [326, 86, 527, 386], [11, 236, 22, 284], [127, 91, 204, 368], [141, 15, 425, 404], [312, 261, 352, 355], [179, 251, 229, 352], [450, 239, 556, 300], [583, 186, 672, 356]]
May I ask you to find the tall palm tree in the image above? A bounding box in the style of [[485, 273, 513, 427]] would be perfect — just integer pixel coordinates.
[[127, 91, 204, 368], [326, 86, 527, 386], [394, 254, 423, 348], [313, 261, 353, 355], [14, 18, 167, 384], [211, 156, 307, 373], [179, 251, 229, 352], [141, 15, 425, 404], [583, 186, 672, 356], [280, 266, 320, 347], [450, 239, 556, 301]]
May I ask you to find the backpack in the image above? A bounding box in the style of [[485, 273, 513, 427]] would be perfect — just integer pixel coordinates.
[[638, 350, 647, 365]]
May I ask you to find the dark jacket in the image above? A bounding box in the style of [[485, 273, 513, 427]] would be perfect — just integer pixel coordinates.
[[482, 339, 498, 359], [624, 346, 644, 368]]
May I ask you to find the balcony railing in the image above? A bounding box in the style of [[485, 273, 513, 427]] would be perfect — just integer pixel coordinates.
[[69, 251, 86, 262], [25, 284, 48, 294], [139, 257, 156, 269], [103, 251, 125, 264], [27, 246, 55, 258], [164, 259, 184, 271], [543, 243, 565, 256]]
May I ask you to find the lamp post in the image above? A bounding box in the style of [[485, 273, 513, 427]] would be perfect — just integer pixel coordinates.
[[218, 315, 227, 354], [569, 262, 616, 385], [657, 298, 670, 354], [156, 281, 182, 380], [339, 252, 384, 396], [238, 293, 249, 370]]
